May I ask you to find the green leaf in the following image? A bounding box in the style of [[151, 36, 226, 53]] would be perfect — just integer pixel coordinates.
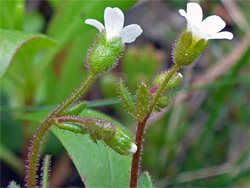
[[64, 101, 88, 115], [138, 171, 153, 188], [118, 80, 136, 116], [23, 12, 45, 33], [0, 29, 56, 78], [0, 0, 25, 30], [136, 82, 149, 121], [52, 109, 132, 187]]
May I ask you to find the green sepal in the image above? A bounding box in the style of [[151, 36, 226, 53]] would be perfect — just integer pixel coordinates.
[[118, 80, 136, 117], [154, 95, 169, 111], [158, 95, 169, 109], [136, 82, 149, 121], [154, 72, 182, 91], [174, 28, 209, 67], [64, 101, 88, 115], [87, 30, 125, 75], [103, 126, 135, 155], [54, 122, 87, 134], [180, 29, 192, 48], [138, 171, 153, 188]]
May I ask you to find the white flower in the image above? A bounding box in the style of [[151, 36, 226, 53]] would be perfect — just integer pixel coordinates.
[[85, 7, 143, 43], [179, 3, 233, 40]]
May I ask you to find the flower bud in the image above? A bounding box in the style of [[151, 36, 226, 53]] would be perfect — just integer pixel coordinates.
[[87, 30, 124, 75], [154, 71, 183, 91], [173, 29, 209, 67], [103, 126, 137, 155], [158, 95, 169, 109]]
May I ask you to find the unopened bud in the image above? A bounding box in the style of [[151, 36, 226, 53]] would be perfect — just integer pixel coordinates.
[[103, 126, 136, 155], [154, 71, 182, 90], [87, 30, 124, 75]]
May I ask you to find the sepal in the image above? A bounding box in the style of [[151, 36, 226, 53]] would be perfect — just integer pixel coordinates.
[[87, 30, 125, 75], [174, 28, 209, 67], [103, 126, 137, 155]]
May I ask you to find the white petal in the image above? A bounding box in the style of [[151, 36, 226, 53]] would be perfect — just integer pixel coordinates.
[[207, 31, 233, 40], [127, 143, 137, 154], [179, 9, 192, 31], [199, 15, 226, 35], [85, 19, 104, 32], [186, 3, 203, 26], [120, 24, 143, 43], [104, 7, 124, 40], [179, 9, 187, 17]]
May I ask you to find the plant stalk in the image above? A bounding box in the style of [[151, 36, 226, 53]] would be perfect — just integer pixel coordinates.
[[130, 64, 180, 188], [26, 73, 95, 188]]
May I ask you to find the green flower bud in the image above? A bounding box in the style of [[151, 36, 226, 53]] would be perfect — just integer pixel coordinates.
[[87, 30, 124, 75], [173, 28, 209, 67], [158, 95, 169, 109], [103, 126, 137, 155], [54, 116, 136, 155], [154, 71, 183, 90]]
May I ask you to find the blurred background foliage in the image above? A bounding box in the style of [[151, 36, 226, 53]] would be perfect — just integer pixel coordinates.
[[0, 0, 249, 187]]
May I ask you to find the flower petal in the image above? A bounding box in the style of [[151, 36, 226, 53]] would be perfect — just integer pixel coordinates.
[[120, 24, 143, 43], [179, 9, 192, 31], [186, 3, 203, 26], [85, 19, 104, 32], [200, 15, 226, 35], [207, 31, 233, 40], [104, 7, 124, 40]]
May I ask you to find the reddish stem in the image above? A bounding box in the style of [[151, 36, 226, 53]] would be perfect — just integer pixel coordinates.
[[130, 115, 149, 188], [130, 64, 180, 187]]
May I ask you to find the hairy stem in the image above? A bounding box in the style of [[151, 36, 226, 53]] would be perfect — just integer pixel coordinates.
[[130, 116, 149, 188], [130, 64, 180, 188], [41, 155, 51, 188], [26, 73, 95, 188]]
